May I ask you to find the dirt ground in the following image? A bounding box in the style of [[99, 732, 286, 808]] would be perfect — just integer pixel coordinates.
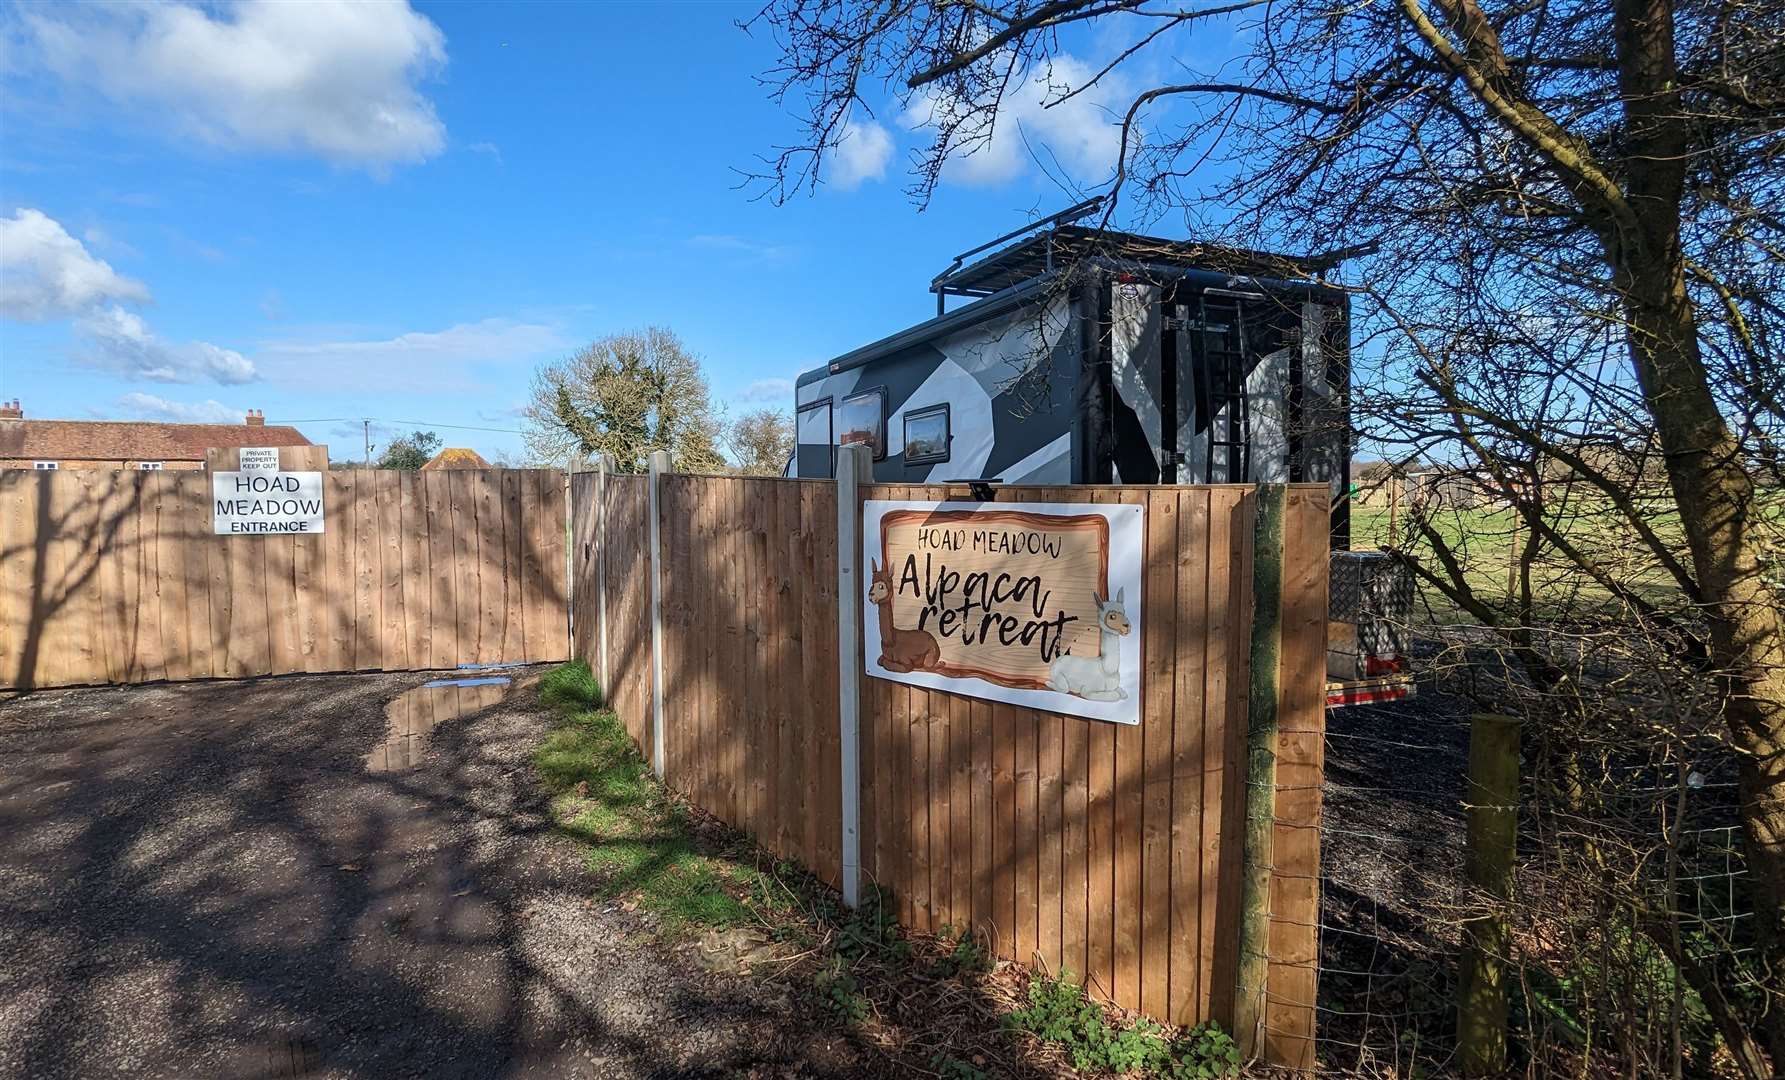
[[0, 668, 887, 1080]]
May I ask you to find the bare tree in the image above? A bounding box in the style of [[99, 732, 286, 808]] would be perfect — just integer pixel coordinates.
[[525, 327, 726, 473], [724, 407, 795, 475], [750, 0, 1783, 1070]]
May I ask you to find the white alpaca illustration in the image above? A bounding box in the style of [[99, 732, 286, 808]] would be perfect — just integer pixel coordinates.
[[1046, 589, 1131, 702]]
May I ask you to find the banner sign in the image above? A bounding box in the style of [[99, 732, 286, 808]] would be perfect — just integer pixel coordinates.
[[213, 471, 326, 534], [862, 499, 1145, 725]]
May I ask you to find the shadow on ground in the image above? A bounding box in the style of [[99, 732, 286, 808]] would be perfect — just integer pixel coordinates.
[[0, 669, 888, 1079]]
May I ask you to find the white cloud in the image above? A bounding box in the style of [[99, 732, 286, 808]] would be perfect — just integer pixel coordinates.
[[687, 234, 793, 262], [255, 318, 564, 391], [18, 1, 448, 172], [904, 55, 1128, 186], [735, 377, 795, 404], [3, 208, 253, 385], [75, 305, 259, 385], [113, 393, 245, 424], [830, 118, 893, 189], [263, 318, 560, 363], [0, 208, 151, 321], [81, 225, 139, 261]]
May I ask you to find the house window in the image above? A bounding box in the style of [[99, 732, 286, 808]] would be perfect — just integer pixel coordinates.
[[33, 461, 57, 470], [138, 461, 164, 470], [838, 388, 886, 460], [795, 399, 833, 479], [902, 404, 951, 465]]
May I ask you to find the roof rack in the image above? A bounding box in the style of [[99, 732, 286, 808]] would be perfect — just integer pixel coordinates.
[[929, 198, 1105, 315], [928, 198, 1344, 314]]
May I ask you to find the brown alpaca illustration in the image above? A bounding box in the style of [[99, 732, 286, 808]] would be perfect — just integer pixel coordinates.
[[867, 559, 942, 673]]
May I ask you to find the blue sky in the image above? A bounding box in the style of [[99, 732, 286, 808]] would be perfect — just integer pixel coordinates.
[[0, 1, 1211, 462]]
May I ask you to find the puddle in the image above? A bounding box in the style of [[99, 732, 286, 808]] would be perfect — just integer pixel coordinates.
[[420, 675, 512, 689], [365, 677, 511, 774]]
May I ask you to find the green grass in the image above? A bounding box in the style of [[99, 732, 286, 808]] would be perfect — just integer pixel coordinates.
[[530, 663, 1249, 1079], [1350, 490, 1785, 623], [533, 660, 763, 933], [538, 659, 602, 710], [1348, 499, 1727, 622]]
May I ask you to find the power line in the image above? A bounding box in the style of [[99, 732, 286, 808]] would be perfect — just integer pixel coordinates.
[[266, 416, 527, 435]]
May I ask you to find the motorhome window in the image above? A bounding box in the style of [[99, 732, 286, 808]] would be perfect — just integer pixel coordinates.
[[838, 389, 886, 460], [796, 400, 833, 478], [903, 405, 950, 464]]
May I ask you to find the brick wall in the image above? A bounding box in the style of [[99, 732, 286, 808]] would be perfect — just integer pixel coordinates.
[[0, 459, 206, 471]]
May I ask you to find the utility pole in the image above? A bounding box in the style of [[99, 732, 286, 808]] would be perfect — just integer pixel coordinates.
[[363, 419, 372, 470]]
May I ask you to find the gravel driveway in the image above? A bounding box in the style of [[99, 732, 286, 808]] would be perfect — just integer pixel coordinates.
[[0, 669, 877, 1079]]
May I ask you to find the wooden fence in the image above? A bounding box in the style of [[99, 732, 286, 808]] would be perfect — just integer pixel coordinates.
[[570, 470, 654, 752], [572, 466, 1328, 1069], [1, 451, 569, 690], [574, 471, 845, 877]]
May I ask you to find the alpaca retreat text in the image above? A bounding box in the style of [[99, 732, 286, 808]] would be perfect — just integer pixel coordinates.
[[894, 552, 1078, 663]]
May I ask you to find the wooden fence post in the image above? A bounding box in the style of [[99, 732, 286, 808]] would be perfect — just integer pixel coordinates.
[[596, 453, 611, 697], [835, 442, 871, 908], [1459, 713, 1519, 1076], [648, 450, 670, 779], [1236, 482, 1286, 1058]]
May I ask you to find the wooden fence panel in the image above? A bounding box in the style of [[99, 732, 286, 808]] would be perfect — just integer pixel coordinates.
[[572, 474, 1326, 1064], [599, 476, 848, 886], [401, 473, 432, 673], [580, 473, 652, 751], [1264, 487, 1329, 1071], [569, 472, 599, 678], [0, 465, 570, 691], [849, 483, 1278, 1033]]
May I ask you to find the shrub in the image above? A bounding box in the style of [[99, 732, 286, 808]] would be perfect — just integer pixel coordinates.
[[1006, 972, 1240, 1077], [932, 923, 991, 978], [832, 884, 910, 962], [814, 957, 870, 1022]]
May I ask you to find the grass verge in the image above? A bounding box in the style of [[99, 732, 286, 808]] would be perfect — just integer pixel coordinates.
[[533, 661, 1246, 1078], [533, 660, 766, 932]]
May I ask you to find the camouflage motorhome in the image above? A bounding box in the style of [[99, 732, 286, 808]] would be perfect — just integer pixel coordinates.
[[792, 203, 1348, 512], [790, 202, 1414, 706]]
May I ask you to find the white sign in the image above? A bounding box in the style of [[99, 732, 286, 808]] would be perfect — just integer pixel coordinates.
[[238, 447, 281, 472], [863, 500, 1145, 725], [213, 471, 326, 534]]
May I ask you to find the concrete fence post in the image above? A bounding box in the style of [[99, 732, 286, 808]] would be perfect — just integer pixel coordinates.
[[647, 450, 670, 779], [835, 442, 872, 908], [596, 453, 611, 697]]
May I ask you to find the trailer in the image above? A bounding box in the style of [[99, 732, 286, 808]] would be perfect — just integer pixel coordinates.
[[790, 201, 1413, 707]]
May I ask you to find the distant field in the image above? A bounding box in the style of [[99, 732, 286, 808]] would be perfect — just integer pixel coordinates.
[[1343, 493, 1785, 620]]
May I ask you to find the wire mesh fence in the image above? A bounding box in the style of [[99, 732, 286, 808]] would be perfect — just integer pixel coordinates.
[[1307, 634, 1763, 1079]]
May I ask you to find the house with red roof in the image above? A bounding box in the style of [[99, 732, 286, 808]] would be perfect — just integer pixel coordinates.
[[0, 401, 314, 472]]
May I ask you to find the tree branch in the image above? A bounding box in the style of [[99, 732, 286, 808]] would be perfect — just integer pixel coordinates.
[[907, 0, 1144, 89]]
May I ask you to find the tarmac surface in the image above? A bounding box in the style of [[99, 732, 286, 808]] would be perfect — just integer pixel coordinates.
[[0, 668, 879, 1079]]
